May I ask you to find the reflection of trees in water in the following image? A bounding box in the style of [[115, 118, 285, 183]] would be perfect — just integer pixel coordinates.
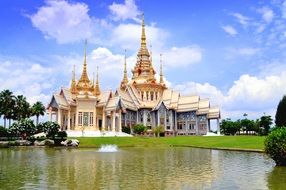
[[267, 166, 286, 190]]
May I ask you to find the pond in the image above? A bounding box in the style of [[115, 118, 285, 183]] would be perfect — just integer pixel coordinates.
[[0, 147, 285, 190]]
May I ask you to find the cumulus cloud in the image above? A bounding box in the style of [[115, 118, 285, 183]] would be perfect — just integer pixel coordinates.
[[111, 23, 169, 50], [258, 7, 274, 23], [0, 58, 56, 105], [161, 46, 203, 67], [29, 0, 95, 44], [222, 25, 237, 36], [231, 13, 250, 26], [173, 65, 286, 120], [109, 0, 140, 21]]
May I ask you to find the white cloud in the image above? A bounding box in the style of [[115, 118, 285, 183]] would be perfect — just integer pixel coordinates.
[[222, 25, 237, 36], [30, 0, 95, 44], [109, 0, 140, 21], [282, 0, 286, 19], [226, 47, 260, 59], [173, 66, 286, 120], [161, 46, 203, 67], [231, 13, 250, 26], [258, 7, 274, 23], [111, 23, 169, 50], [0, 58, 56, 105]]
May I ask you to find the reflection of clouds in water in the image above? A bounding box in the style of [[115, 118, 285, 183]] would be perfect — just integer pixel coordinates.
[[0, 148, 283, 190]]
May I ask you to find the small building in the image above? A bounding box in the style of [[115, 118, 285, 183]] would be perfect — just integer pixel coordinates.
[[47, 15, 220, 135]]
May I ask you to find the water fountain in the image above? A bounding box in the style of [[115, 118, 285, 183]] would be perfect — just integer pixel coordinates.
[[97, 144, 119, 152]]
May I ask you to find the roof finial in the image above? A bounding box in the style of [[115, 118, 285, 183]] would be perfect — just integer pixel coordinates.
[[92, 72, 95, 86], [141, 13, 146, 48], [150, 44, 152, 63], [78, 39, 90, 84], [70, 64, 77, 94], [121, 50, 129, 89], [160, 53, 164, 84], [94, 66, 101, 96]]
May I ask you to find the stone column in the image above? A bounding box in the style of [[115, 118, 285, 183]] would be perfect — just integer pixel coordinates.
[[49, 108, 52, 121], [67, 110, 71, 130], [102, 108, 106, 131], [75, 107, 78, 130], [94, 106, 98, 131], [174, 112, 177, 136], [196, 117, 199, 135], [143, 91, 146, 101], [217, 118, 220, 135], [57, 108, 62, 129], [119, 110, 122, 132], [112, 111, 116, 132]]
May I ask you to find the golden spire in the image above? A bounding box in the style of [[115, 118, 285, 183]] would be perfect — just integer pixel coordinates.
[[94, 66, 101, 96], [92, 72, 95, 86], [160, 53, 164, 84], [141, 13, 146, 48], [70, 64, 77, 94], [150, 45, 152, 63], [78, 39, 90, 84], [121, 50, 129, 89]]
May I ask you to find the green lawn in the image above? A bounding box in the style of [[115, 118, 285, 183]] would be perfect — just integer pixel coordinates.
[[75, 136, 266, 152]]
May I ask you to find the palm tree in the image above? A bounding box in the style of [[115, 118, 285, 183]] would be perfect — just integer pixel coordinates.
[[0, 89, 15, 128], [14, 95, 31, 122], [31, 101, 45, 126]]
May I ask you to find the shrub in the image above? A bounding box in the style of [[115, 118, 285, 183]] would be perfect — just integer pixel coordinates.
[[122, 126, 131, 134], [265, 127, 286, 166], [37, 121, 60, 138], [0, 126, 9, 137], [133, 124, 146, 134], [153, 125, 165, 137], [9, 118, 36, 138]]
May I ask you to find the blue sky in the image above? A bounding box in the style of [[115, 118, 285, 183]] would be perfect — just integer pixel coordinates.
[[1, 0, 286, 120]]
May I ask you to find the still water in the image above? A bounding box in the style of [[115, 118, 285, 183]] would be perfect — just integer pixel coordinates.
[[0, 147, 285, 190]]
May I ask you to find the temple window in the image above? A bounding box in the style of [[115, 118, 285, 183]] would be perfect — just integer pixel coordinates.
[[78, 112, 83, 126], [83, 112, 89, 126], [150, 92, 154, 101], [147, 113, 151, 122], [189, 123, 195, 130], [89, 112, 94, 126]]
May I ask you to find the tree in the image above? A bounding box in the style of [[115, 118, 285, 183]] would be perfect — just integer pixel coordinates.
[[31, 101, 45, 126], [275, 95, 286, 127], [220, 119, 240, 135], [14, 95, 31, 121], [0, 89, 15, 128], [260, 116, 272, 135]]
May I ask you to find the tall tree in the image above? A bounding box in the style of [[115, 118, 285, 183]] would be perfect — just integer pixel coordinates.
[[260, 115, 273, 135], [0, 89, 15, 128], [14, 95, 31, 122], [275, 95, 286, 127], [31, 101, 45, 126]]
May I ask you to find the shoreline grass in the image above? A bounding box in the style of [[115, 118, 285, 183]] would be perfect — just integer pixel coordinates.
[[74, 136, 265, 152]]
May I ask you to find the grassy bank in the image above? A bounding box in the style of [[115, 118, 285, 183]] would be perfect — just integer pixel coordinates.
[[75, 136, 265, 152]]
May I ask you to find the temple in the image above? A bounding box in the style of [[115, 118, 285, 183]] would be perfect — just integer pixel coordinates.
[[47, 15, 220, 136]]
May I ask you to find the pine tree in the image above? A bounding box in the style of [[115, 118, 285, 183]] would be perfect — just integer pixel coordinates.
[[275, 95, 286, 127]]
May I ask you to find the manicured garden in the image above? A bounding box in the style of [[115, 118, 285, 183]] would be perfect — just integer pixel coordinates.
[[76, 135, 266, 152]]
